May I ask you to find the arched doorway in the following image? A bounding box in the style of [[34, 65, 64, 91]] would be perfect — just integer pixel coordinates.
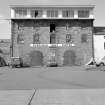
[[0, 56, 6, 67], [63, 50, 76, 66], [30, 51, 43, 66]]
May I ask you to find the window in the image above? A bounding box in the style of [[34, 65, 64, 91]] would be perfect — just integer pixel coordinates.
[[31, 10, 42, 18], [15, 9, 27, 18], [47, 10, 58, 17], [62, 10, 74, 17], [33, 33, 40, 44], [66, 34, 72, 43], [50, 24, 55, 32], [78, 10, 89, 18], [17, 33, 24, 44], [50, 32, 56, 44], [81, 34, 87, 43]]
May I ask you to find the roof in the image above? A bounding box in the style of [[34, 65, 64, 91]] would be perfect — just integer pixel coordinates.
[[10, 5, 95, 8], [94, 27, 105, 35], [9, 0, 95, 8]]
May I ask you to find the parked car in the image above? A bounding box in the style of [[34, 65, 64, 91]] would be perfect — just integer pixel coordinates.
[[95, 57, 105, 67], [10, 57, 23, 68]]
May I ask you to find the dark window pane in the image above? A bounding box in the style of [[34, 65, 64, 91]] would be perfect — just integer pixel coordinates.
[[15, 9, 27, 17], [78, 10, 89, 18], [50, 33, 56, 44], [63, 10, 74, 17], [31, 10, 42, 18], [33, 33, 40, 44], [47, 10, 58, 17], [81, 34, 87, 43], [66, 34, 71, 43], [17, 33, 24, 44]]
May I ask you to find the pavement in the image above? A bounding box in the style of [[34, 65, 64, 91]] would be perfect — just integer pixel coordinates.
[[0, 66, 105, 89], [0, 90, 34, 105], [0, 89, 105, 105], [0, 66, 105, 105]]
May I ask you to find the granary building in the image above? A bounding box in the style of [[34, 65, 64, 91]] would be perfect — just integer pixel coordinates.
[[10, 4, 95, 66]]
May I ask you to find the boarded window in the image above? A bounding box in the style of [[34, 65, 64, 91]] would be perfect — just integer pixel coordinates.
[[33, 33, 40, 44], [78, 10, 89, 18], [15, 9, 27, 18], [17, 33, 24, 44], [47, 10, 58, 17], [31, 10, 42, 18], [66, 34, 71, 43], [62, 10, 74, 17], [81, 34, 87, 43]]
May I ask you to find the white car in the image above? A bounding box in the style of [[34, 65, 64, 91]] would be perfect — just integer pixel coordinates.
[[95, 57, 105, 66]]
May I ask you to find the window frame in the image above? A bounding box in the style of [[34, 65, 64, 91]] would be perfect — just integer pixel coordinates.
[[62, 10, 74, 18], [17, 31, 24, 44], [47, 10, 58, 17], [31, 9, 43, 18], [15, 9, 27, 18], [78, 10, 89, 18], [33, 33, 40, 44], [81, 33, 88, 43], [66, 34, 72, 43]]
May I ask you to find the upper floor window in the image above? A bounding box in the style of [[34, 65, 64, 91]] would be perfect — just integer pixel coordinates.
[[78, 10, 89, 18], [50, 32, 56, 44], [17, 33, 24, 44], [33, 33, 40, 44], [47, 10, 58, 17], [66, 34, 72, 43], [31, 10, 42, 18], [15, 9, 27, 18], [81, 34, 88, 43], [62, 10, 74, 18]]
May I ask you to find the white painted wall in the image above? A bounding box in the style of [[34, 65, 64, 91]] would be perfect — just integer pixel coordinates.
[[11, 7, 94, 19], [11, 8, 15, 18], [94, 35, 105, 61]]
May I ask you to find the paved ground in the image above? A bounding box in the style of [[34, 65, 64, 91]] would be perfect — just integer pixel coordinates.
[[0, 90, 34, 105], [0, 66, 105, 89], [0, 89, 105, 105]]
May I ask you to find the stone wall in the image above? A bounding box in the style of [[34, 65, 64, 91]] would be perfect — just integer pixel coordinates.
[[11, 19, 93, 66]]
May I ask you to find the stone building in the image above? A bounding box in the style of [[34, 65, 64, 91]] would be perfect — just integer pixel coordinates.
[[10, 5, 95, 66]]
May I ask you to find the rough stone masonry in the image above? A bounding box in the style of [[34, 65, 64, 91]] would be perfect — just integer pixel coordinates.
[[11, 19, 93, 66]]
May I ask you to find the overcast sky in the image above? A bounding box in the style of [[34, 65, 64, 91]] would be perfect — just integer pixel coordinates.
[[0, 0, 104, 39]]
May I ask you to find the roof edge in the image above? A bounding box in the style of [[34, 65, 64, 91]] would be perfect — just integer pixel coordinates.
[[9, 5, 95, 8]]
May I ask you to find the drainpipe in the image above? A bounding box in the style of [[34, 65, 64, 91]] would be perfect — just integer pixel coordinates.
[[91, 20, 95, 64], [11, 20, 14, 57]]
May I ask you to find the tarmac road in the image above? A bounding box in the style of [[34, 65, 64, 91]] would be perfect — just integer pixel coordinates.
[[0, 66, 105, 89]]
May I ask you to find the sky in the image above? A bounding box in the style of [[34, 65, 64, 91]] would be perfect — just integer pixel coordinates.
[[0, 0, 105, 39]]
